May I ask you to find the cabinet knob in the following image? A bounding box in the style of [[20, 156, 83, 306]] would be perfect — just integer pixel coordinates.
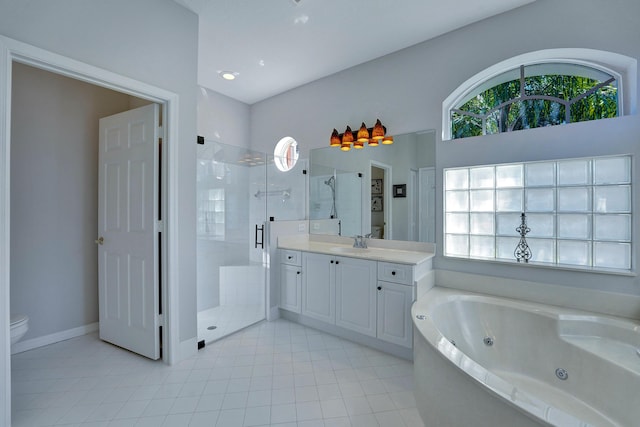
[[335, 260, 340, 265], [330, 260, 334, 264], [288, 256, 293, 260], [377, 286, 382, 291], [391, 271, 396, 276], [297, 271, 301, 275]]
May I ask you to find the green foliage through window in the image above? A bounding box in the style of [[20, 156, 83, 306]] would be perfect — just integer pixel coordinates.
[[451, 65, 618, 139]]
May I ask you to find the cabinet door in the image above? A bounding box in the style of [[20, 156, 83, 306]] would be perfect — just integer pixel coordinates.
[[280, 263, 301, 313], [335, 257, 377, 337], [302, 253, 335, 324], [377, 281, 413, 348]]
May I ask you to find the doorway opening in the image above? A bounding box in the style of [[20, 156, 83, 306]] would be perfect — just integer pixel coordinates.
[[370, 161, 392, 240], [10, 62, 161, 358], [1, 37, 180, 426]]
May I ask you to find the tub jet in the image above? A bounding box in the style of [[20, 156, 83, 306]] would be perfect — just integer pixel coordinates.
[[555, 368, 568, 380]]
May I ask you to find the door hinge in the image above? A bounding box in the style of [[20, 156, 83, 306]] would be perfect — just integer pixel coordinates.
[[157, 314, 164, 327], [155, 220, 165, 233], [158, 125, 164, 136]]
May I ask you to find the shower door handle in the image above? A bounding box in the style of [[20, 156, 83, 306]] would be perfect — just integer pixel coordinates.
[[255, 224, 264, 249]]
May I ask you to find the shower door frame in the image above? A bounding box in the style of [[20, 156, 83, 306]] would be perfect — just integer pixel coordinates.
[[196, 141, 269, 343]]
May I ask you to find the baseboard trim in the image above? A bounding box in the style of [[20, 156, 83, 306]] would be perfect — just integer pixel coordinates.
[[177, 337, 198, 362], [268, 305, 280, 321], [11, 322, 99, 355]]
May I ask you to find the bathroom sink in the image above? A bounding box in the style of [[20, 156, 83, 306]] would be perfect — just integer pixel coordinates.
[[330, 246, 371, 255]]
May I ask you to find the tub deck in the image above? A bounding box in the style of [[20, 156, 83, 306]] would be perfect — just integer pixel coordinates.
[[412, 286, 640, 427]]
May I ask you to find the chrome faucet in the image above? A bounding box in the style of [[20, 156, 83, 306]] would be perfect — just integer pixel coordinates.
[[353, 234, 372, 249]]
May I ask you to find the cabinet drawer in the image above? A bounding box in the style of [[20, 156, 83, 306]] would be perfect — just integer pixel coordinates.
[[377, 262, 412, 285], [281, 250, 301, 266]]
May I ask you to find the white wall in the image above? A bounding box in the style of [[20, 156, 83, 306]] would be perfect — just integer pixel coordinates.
[[10, 63, 146, 343], [249, 0, 640, 303], [0, 0, 199, 351], [198, 86, 251, 147]]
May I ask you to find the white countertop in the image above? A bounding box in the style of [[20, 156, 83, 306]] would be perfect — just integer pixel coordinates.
[[278, 235, 435, 265]]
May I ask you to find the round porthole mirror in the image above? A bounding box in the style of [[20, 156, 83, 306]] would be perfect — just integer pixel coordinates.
[[274, 136, 299, 172]]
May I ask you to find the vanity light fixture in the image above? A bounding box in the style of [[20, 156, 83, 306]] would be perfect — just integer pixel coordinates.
[[330, 129, 341, 147], [341, 126, 354, 151], [329, 119, 393, 151]]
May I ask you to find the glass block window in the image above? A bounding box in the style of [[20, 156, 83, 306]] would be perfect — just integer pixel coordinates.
[[444, 155, 632, 271], [197, 188, 225, 239]]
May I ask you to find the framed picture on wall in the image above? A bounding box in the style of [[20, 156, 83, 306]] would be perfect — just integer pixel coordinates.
[[371, 196, 383, 212], [371, 179, 383, 194], [393, 184, 407, 198]]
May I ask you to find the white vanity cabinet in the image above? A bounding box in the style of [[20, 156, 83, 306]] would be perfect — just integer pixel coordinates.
[[300, 253, 413, 345], [279, 250, 302, 313], [335, 257, 377, 337], [301, 252, 335, 323], [301, 253, 377, 336], [376, 263, 414, 348], [277, 235, 434, 359]]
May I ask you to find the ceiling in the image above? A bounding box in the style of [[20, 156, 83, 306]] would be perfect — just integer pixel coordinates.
[[175, 0, 536, 105]]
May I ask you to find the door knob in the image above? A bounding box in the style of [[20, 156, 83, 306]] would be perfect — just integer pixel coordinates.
[[95, 236, 104, 245]]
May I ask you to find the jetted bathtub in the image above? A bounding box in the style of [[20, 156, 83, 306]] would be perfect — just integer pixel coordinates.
[[412, 287, 640, 427]]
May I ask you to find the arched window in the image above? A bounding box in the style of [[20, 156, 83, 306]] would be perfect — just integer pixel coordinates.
[[443, 49, 637, 140]]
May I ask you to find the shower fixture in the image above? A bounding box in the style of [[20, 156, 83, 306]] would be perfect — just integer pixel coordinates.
[[324, 176, 335, 188], [324, 176, 338, 218], [254, 188, 291, 203]]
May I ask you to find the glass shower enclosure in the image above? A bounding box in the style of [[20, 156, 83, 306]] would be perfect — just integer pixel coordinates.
[[196, 140, 268, 343]]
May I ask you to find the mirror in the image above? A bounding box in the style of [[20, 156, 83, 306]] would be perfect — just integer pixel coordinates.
[[309, 130, 436, 242]]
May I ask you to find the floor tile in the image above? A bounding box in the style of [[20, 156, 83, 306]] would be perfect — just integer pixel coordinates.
[[270, 403, 297, 424], [215, 408, 245, 427], [295, 401, 323, 421], [188, 410, 219, 427], [343, 396, 372, 416], [243, 405, 270, 426], [11, 318, 422, 427], [320, 398, 348, 419]]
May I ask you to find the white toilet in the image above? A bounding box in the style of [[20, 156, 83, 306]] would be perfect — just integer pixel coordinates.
[[10, 314, 29, 345], [370, 225, 383, 239]]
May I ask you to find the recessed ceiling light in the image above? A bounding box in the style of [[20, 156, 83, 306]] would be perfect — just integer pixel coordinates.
[[219, 71, 239, 81]]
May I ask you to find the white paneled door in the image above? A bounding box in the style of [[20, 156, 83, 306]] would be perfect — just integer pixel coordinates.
[[98, 104, 160, 360]]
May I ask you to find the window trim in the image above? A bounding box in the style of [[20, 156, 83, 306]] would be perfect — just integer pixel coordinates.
[[442, 49, 637, 141]]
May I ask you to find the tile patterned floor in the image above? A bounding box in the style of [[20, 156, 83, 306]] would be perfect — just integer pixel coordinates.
[[11, 318, 424, 426]]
